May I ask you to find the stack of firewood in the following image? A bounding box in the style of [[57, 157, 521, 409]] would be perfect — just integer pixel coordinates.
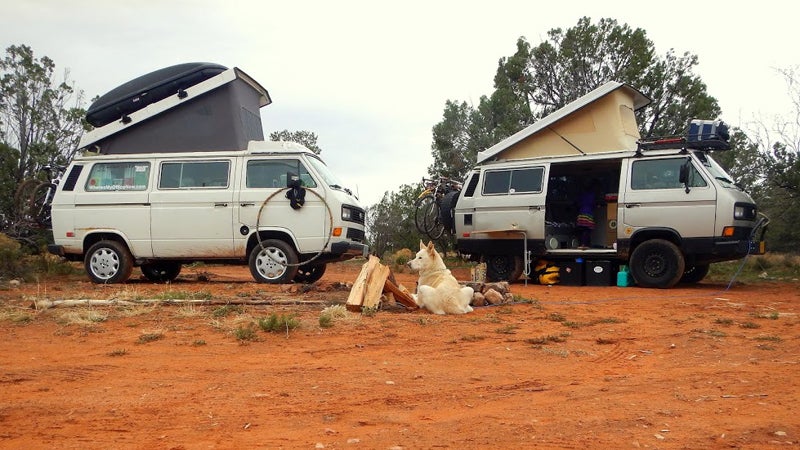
[[345, 256, 418, 312]]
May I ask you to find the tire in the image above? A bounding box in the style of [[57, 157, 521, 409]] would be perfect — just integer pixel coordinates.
[[680, 264, 710, 284], [84, 240, 134, 284], [30, 182, 53, 227], [248, 239, 299, 284], [414, 194, 434, 235], [415, 195, 444, 239], [438, 190, 460, 234], [141, 262, 182, 283], [13, 179, 45, 221], [485, 255, 524, 282], [629, 239, 685, 288], [293, 263, 327, 283]]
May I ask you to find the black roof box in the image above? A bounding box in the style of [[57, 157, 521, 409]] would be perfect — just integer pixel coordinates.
[[86, 62, 227, 127]]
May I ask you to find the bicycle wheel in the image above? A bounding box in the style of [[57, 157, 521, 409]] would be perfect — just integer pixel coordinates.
[[423, 197, 445, 240], [30, 182, 53, 227], [13, 179, 43, 221], [414, 194, 435, 235]]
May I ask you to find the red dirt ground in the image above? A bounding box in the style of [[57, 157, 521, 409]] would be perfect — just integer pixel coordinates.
[[1, 261, 798, 449]]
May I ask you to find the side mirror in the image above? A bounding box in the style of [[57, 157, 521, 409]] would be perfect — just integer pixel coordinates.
[[286, 172, 301, 188]]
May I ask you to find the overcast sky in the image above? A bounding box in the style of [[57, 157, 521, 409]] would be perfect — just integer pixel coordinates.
[[3, 1, 798, 206]]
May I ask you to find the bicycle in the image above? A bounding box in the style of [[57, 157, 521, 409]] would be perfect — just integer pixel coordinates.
[[14, 164, 65, 228], [414, 176, 462, 240]]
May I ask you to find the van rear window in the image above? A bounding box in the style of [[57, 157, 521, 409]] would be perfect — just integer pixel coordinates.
[[86, 162, 150, 191], [483, 167, 544, 195]]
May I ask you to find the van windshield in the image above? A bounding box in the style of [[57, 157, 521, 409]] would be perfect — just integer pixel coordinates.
[[694, 151, 740, 190], [306, 155, 350, 194]]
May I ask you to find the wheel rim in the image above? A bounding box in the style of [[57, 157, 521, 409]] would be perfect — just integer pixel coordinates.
[[642, 252, 667, 278], [254, 246, 288, 280], [89, 248, 120, 280]]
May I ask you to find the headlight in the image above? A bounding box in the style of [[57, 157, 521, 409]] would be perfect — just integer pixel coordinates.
[[342, 207, 352, 221], [733, 203, 756, 220]]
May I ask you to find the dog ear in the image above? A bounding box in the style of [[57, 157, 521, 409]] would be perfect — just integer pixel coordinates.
[[419, 240, 425, 250], [426, 241, 436, 256]]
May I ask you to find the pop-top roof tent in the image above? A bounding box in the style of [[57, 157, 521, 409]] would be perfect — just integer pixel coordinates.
[[476, 81, 652, 164], [79, 63, 272, 154]]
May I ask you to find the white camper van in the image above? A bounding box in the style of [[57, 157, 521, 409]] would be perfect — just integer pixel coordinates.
[[48, 63, 368, 284], [448, 82, 768, 288]]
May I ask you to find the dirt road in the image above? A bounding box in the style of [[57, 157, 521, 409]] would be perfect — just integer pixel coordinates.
[[1, 261, 798, 449]]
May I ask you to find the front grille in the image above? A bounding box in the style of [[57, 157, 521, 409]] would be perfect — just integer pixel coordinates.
[[347, 228, 365, 242]]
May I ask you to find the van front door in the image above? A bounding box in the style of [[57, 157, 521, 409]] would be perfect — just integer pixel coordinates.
[[236, 158, 326, 255], [150, 159, 235, 258], [621, 156, 716, 240]]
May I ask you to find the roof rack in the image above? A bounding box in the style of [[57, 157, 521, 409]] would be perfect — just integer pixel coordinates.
[[637, 118, 732, 154], [637, 136, 731, 153]]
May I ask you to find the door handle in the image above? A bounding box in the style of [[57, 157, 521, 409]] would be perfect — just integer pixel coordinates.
[[625, 203, 641, 208], [240, 202, 255, 207], [214, 203, 228, 207]]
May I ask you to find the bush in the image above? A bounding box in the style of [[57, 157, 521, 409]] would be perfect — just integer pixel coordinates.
[[258, 313, 300, 333], [0, 233, 30, 280], [392, 248, 414, 265]]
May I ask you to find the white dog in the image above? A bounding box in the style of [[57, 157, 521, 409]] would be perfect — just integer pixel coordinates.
[[406, 241, 474, 315]]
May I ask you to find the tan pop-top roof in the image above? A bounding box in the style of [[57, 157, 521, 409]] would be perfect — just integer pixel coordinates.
[[476, 81, 651, 164]]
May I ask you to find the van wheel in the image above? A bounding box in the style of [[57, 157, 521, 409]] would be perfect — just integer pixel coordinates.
[[680, 264, 710, 284], [141, 262, 182, 283], [293, 263, 327, 283], [249, 239, 299, 284], [85, 240, 133, 284], [485, 255, 524, 282], [629, 239, 685, 288]]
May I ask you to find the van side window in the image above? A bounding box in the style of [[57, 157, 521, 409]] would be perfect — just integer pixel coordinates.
[[483, 167, 544, 195], [159, 161, 230, 189], [86, 162, 150, 192], [631, 159, 707, 190], [246, 159, 317, 188], [463, 172, 479, 197]]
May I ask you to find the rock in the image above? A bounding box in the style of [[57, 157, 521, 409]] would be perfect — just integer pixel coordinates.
[[471, 292, 486, 307], [9, 279, 21, 288], [484, 288, 504, 305], [482, 282, 510, 295]]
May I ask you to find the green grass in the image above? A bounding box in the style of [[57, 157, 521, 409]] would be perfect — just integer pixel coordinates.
[[707, 253, 800, 283], [258, 313, 300, 333], [154, 290, 213, 301], [233, 324, 258, 341], [212, 304, 245, 317]]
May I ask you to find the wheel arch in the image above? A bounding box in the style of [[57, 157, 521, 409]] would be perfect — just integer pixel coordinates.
[[246, 229, 298, 255], [82, 231, 133, 256], [629, 227, 682, 256]]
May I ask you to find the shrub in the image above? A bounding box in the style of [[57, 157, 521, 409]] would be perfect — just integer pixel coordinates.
[[0, 233, 30, 280], [394, 248, 414, 265], [258, 313, 300, 333]]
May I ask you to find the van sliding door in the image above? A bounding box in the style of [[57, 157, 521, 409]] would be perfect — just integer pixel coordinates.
[[472, 165, 547, 238], [150, 159, 235, 257]]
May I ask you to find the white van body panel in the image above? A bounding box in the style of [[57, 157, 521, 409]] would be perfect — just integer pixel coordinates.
[[50, 142, 368, 275]]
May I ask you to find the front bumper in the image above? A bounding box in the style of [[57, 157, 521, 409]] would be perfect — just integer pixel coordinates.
[[331, 240, 369, 258]]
